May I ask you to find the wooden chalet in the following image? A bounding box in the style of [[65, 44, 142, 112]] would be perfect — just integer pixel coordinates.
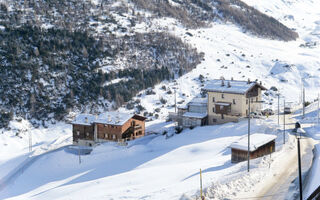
[[230, 133, 276, 163], [72, 112, 146, 146]]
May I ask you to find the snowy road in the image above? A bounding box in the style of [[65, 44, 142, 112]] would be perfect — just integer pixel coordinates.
[[257, 114, 316, 200]]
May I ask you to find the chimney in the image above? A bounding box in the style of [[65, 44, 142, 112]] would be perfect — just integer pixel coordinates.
[[221, 79, 225, 87], [227, 81, 231, 88], [247, 78, 251, 84], [260, 81, 262, 85], [220, 76, 225, 80], [231, 77, 234, 81], [85, 117, 88, 123]]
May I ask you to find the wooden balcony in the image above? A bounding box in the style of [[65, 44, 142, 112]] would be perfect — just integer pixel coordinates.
[[215, 102, 231, 114]]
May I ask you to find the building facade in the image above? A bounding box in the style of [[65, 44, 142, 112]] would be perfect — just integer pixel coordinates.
[[72, 112, 146, 146], [203, 79, 266, 125], [169, 97, 208, 128]]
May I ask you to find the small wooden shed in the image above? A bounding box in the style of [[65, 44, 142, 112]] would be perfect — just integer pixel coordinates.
[[230, 133, 277, 163]]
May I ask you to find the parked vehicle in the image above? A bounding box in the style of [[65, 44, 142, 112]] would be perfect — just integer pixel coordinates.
[[261, 108, 274, 116], [284, 107, 291, 114], [250, 112, 262, 118]]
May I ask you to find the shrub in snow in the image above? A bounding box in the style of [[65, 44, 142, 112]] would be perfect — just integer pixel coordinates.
[[304, 101, 311, 107], [136, 104, 145, 112], [126, 102, 135, 110], [155, 114, 159, 119], [155, 108, 161, 113], [167, 90, 173, 94], [161, 85, 166, 90], [146, 89, 156, 95], [270, 86, 278, 91], [160, 98, 167, 104]]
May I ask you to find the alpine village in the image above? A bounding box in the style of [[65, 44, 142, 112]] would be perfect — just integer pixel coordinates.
[[1, 0, 320, 200]]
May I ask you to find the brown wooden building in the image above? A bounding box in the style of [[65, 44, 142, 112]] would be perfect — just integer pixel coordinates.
[[230, 133, 276, 163], [72, 112, 146, 146]]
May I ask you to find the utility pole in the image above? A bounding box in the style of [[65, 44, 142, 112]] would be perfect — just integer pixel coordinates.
[[200, 168, 204, 200], [174, 89, 177, 114], [283, 99, 286, 144], [303, 87, 305, 118], [317, 93, 319, 125], [78, 141, 81, 164], [29, 131, 32, 152], [247, 97, 251, 172], [277, 93, 280, 125], [297, 137, 303, 200]]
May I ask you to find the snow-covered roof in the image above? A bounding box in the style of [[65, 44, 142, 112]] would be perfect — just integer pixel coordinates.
[[203, 79, 266, 94], [72, 114, 97, 126], [188, 97, 207, 106], [72, 112, 135, 126], [230, 133, 277, 152], [182, 112, 207, 119], [95, 112, 134, 126]]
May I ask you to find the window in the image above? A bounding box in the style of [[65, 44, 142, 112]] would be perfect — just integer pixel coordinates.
[[246, 110, 248, 116], [246, 99, 248, 104], [256, 97, 258, 102], [77, 131, 80, 136], [86, 132, 89, 137], [112, 135, 116, 139], [212, 118, 217, 123], [212, 97, 215, 102], [221, 114, 224, 119], [233, 99, 236, 104], [251, 98, 253, 103], [212, 107, 215, 113], [105, 134, 108, 138], [221, 94, 224, 98]]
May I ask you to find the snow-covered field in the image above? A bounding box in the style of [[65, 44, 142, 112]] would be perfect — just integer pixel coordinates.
[[1, 0, 320, 199], [1, 116, 291, 200]]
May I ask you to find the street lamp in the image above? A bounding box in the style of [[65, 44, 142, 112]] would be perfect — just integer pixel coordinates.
[[295, 127, 305, 200]]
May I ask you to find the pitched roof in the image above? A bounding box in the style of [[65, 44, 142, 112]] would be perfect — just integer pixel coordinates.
[[95, 112, 134, 125], [188, 97, 207, 106], [230, 133, 277, 152], [203, 79, 266, 94], [72, 112, 139, 126], [182, 112, 207, 119], [71, 114, 97, 126]]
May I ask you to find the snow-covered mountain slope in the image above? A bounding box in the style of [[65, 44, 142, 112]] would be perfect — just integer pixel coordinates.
[[0, 0, 298, 127], [1, 0, 320, 199]]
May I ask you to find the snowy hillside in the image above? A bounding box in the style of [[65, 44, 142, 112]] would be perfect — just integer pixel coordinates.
[[1, 0, 320, 199], [1, 117, 292, 200]]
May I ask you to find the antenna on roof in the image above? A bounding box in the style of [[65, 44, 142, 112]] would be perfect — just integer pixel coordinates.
[[227, 81, 231, 88]]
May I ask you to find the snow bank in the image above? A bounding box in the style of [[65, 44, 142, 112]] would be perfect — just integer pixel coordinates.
[[304, 143, 320, 199]]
